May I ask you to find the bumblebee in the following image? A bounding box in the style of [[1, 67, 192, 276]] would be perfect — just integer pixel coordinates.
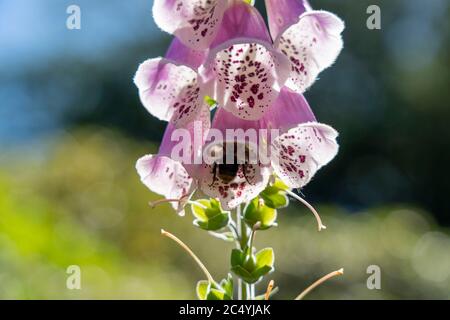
[[210, 141, 252, 186]]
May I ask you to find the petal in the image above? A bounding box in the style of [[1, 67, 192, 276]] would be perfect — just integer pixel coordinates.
[[204, 89, 319, 170], [153, 0, 228, 50], [159, 103, 211, 163], [136, 154, 194, 210], [211, 87, 316, 133], [134, 58, 203, 127], [165, 37, 207, 69], [210, 0, 272, 49], [181, 103, 212, 175], [271, 122, 338, 188], [198, 140, 271, 210], [201, 42, 290, 120], [276, 11, 344, 93], [212, 106, 262, 132], [169, 89, 205, 128], [260, 86, 316, 132], [186, 101, 212, 142], [265, 0, 311, 41]]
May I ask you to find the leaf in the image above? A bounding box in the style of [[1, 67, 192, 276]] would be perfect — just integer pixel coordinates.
[[244, 198, 277, 229], [196, 280, 210, 300]]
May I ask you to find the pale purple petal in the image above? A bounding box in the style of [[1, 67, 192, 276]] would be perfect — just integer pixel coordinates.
[[260, 87, 316, 132], [133, 58, 203, 127], [276, 11, 344, 93], [136, 103, 211, 212], [159, 103, 211, 162], [165, 37, 207, 69], [271, 122, 338, 188], [211, 106, 262, 132], [180, 103, 212, 176], [136, 154, 195, 210], [199, 1, 290, 121], [210, 0, 272, 49], [265, 0, 311, 41], [158, 122, 177, 156], [153, 0, 228, 49], [209, 87, 316, 147]]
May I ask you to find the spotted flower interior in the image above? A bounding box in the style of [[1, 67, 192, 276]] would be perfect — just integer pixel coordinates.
[[204, 42, 289, 120]]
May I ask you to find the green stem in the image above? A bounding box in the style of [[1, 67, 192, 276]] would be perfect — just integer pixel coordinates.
[[236, 205, 250, 300], [236, 206, 241, 300], [228, 210, 240, 246], [246, 283, 251, 299], [249, 283, 255, 300], [241, 281, 247, 300], [239, 210, 249, 249], [248, 227, 257, 253]]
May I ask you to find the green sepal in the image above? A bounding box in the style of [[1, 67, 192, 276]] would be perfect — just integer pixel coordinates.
[[197, 274, 233, 300], [260, 179, 289, 209], [196, 280, 210, 300], [219, 273, 234, 298], [192, 199, 230, 231], [204, 96, 217, 109], [231, 248, 245, 267], [230, 248, 275, 284], [231, 265, 255, 284], [271, 178, 289, 191], [255, 247, 274, 268], [260, 192, 288, 209], [251, 265, 273, 279], [244, 198, 277, 230], [207, 288, 231, 300]]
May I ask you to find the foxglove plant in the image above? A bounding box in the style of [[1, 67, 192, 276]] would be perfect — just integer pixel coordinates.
[[135, 0, 345, 300]]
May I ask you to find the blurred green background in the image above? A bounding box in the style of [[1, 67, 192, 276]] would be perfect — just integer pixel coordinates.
[[0, 0, 449, 299]]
